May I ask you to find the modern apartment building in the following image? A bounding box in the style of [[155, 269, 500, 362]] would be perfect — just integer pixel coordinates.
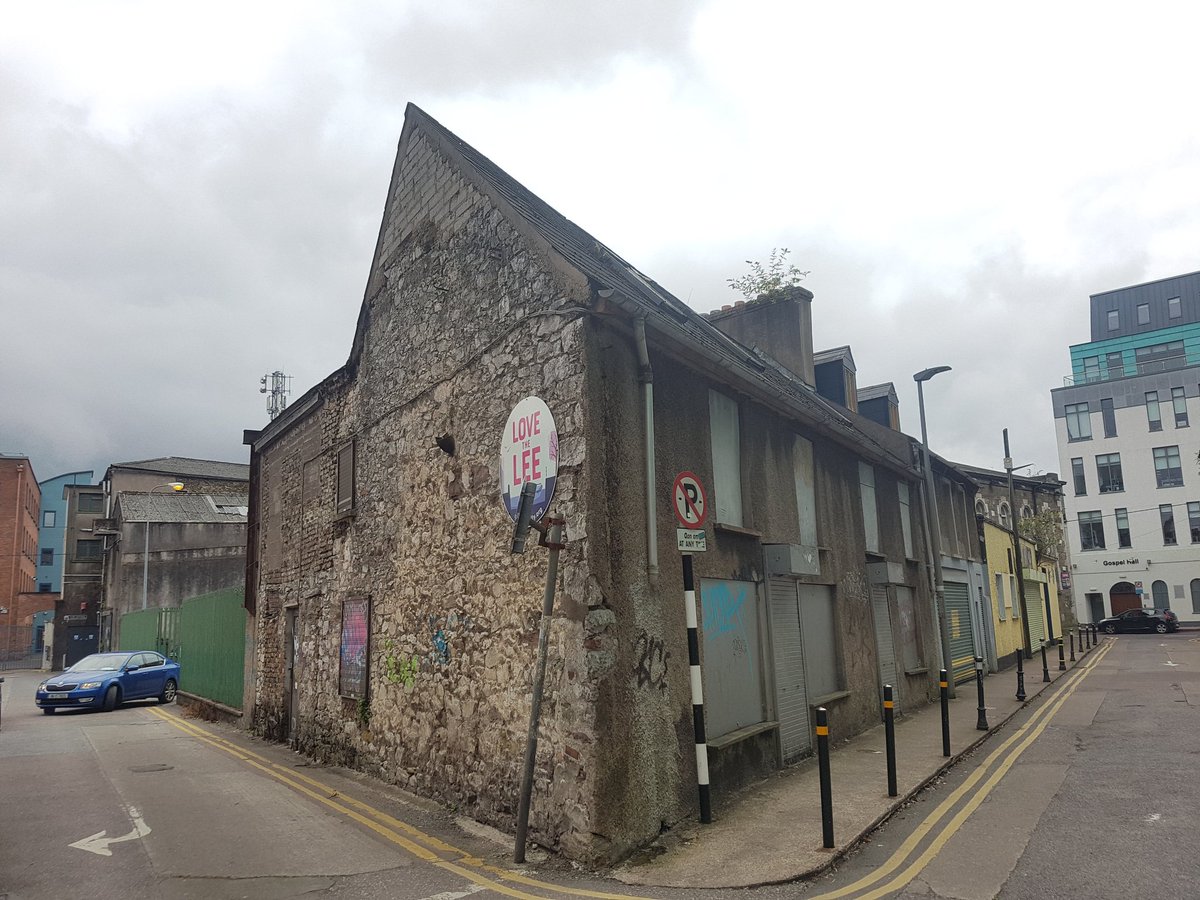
[[1052, 271, 1200, 624]]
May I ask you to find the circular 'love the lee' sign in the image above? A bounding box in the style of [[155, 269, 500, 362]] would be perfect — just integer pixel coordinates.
[[500, 396, 558, 524]]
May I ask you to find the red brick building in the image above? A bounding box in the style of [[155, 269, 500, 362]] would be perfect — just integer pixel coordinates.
[[1, 454, 41, 662]]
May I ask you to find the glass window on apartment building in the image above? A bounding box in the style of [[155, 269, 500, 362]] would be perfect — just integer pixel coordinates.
[[1172, 387, 1189, 427], [1136, 340, 1185, 374], [1152, 580, 1169, 606], [1154, 445, 1184, 488], [78, 493, 103, 513], [1083, 357, 1101, 382], [1072, 458, 1087, 495], [1065, 403, 1091, 441], [1188, 502, 1200, 543], [1146, 392, 1162, 431], [1169, 296, 1182, 319], [999, 501, 1011, 528], [39, 548, 52, 566], [1116, 508, 1131, 548], [1096, 453, 1123, 493], [1105, 351, 1124, 378], [1101, 398, 1117, 437], [1137, 303, 1151, 325], [1160, 504, 1178, 545], [42, 510, 55, 528], [994, 573, 1007, 620], [1079, 510, 1105, 550], [1107, 309, 1119, 330]]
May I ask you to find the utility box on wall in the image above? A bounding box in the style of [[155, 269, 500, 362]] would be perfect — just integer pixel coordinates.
[[764, 543, 821, 577], [866, 560, 905, 584]]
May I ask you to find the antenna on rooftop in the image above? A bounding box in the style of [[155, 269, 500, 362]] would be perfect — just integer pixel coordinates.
[[259, 371, 292, 421]]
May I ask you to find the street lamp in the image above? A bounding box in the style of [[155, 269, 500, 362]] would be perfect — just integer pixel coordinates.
[[914, 366, 954, 695], [142, 482, 185, 611]]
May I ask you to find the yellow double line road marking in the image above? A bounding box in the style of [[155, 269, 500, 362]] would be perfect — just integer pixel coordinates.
[[810, 639, 1114, 900], [145, 707, 653, 900]]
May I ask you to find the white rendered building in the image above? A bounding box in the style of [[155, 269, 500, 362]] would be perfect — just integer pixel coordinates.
[[1052, 272, 1200, 624]]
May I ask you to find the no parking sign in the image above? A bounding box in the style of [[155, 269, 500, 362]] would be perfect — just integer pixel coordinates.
[[673, 471, 707, 552]]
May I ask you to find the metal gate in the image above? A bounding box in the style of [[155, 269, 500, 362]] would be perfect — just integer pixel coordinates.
[[944, 581, 976, 684], [1024, 583, 1046, 646], [768, 577, 811, 763], [871, 584, 900, 716]]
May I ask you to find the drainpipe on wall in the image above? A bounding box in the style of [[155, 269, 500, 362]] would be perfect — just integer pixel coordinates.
[[634, 317, 659, 584]]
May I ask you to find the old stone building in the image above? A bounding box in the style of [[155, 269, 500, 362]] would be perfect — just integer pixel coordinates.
[[244, 104, 943, 863]]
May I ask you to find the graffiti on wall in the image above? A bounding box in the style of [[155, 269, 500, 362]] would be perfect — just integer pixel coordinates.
[[634, 630, 670, 691], [702, 580, 749, 636]]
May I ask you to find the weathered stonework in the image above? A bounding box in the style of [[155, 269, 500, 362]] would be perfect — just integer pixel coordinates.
[[249, 105, 943, 865]]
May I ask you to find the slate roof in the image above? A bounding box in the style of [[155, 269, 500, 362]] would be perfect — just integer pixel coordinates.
[[856, 382, 897, 402], [370, 105, 913, 474], [953, 463, 1064, 490], [118, 491, 249, 524], [814, 345, 857, 370], [110, 457, 250, 481]]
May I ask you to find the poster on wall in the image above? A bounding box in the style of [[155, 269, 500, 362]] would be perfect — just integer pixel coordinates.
[[339, 596, 370, 699]]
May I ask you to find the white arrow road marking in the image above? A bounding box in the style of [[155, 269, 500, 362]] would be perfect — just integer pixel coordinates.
[[1164, 661, 1179, 666], [69, 805, 151, 857]]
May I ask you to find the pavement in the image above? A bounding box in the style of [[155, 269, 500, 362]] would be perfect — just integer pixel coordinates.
[[613, 635, 1109, 890]]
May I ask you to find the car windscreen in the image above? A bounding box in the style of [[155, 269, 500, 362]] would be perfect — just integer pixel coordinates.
[[68, 653, 131, 672]]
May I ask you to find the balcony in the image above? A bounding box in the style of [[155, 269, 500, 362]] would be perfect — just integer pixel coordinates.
[[1062, 352, 1192, 386]]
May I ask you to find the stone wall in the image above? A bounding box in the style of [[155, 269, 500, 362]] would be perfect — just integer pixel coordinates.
[[253, 126, 605, 858]]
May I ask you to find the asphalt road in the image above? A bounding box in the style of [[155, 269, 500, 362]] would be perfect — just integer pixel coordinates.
[[1, 633, 1195, 900], [802, 632, 1200, 900]]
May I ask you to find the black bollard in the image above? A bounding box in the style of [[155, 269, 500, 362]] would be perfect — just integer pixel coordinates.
[[884, 685, 897, 798], [939, 669, 950, 757], [1089, 624, 1095, 649], [816, 706, 834, 848], [1058, 638, 1066, 671], [1015, 647, 1026, 701], [975, 657, 989, 731], [1070, 631, 1076, 662], [1040, 641, 1050, 682]]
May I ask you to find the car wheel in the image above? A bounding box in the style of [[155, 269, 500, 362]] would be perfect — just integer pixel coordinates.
[[159, 679, 177, 704], [42, 707, 55, 715], [1105, 624, 1117, 634], [102, 684, 119, 712], [1155, 622, 1169, 634]]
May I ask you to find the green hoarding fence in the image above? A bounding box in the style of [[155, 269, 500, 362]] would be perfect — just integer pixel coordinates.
[[118, 587, 244, 710]]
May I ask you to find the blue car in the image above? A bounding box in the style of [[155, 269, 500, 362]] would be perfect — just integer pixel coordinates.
[[36, 651, 180, 714]]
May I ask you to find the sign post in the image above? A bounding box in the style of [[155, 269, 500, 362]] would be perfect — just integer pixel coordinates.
[[501, 397, 565, 864], [672, 471, 712, 823]]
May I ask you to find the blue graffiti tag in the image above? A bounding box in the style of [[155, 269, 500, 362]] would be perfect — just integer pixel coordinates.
[[702, 581, 748, 636]]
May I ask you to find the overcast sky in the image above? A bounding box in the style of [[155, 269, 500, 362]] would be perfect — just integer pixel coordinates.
[[5, 1, 1199, 490]]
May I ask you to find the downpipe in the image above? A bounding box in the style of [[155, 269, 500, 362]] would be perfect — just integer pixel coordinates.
[[634, 316, 659, 583]]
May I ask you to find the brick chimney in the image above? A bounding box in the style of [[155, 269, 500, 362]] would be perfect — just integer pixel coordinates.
[[706, 286, 815, 385]]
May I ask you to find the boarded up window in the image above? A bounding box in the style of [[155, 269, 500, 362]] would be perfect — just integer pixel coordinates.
[[800, 583, 841, 698], [709, 390, 743, 525], [793, 435, 817, 546], [894, 584, 922, 671], [859, 463, 879, 553], [339, 596, 369, 698], [699, 578, 764, 739], [336, 442, 355, 515]]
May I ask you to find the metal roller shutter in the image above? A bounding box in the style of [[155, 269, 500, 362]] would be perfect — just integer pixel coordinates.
[[1024, 583, 1046, 646], [768, 577, 811, 763], [871, 584, 901, 715], [944, 581, 976, 684]]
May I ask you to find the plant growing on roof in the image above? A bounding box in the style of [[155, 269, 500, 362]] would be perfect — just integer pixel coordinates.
[[726, 247, 810, 300]]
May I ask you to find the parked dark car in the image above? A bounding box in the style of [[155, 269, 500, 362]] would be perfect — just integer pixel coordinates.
[[1097, 608, 1178, 635], [35, 651, 180, 714]]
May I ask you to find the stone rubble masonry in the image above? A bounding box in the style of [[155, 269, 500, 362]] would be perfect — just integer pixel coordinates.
[[253, 125, 604, 859]]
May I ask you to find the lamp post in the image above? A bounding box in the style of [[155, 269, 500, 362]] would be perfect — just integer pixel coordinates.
[[915, 366, 954, 696], [142, 482, 185, 610]]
